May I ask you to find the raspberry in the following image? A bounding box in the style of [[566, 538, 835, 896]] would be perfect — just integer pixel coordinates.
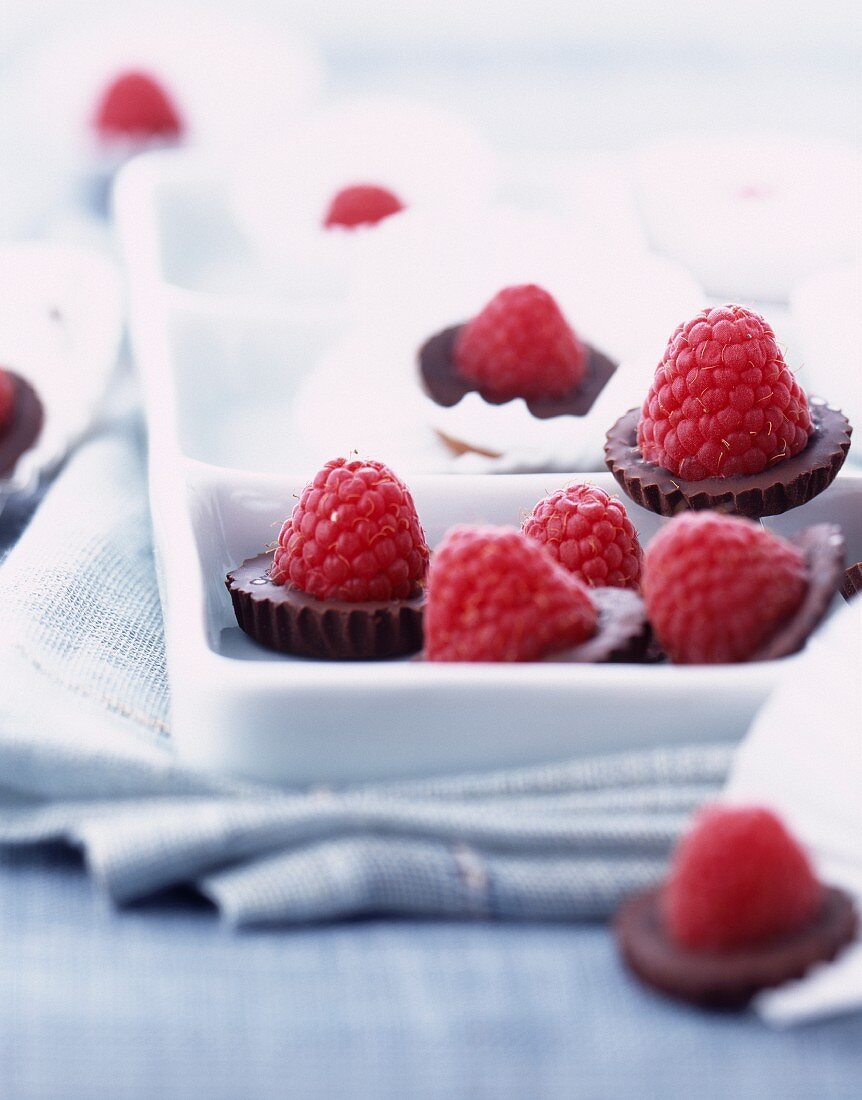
[[523, 484, 643, 590], [0, 368, 14, 433], [663, 806, 823, 951], [637, 304, 812, 480], [642, 512, 807, 664], [454, 284, 587, 402], [425, 526, 597, 662], [94, 70, 183, 141], [271, 458, 428, 602], [323, 185, 405, 229]]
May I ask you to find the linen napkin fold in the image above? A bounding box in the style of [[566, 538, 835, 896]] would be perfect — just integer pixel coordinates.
[[0, 417, 732, 925], [724, 599, 862, 1026]]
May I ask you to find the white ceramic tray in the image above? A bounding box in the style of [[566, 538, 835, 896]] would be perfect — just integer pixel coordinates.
[[112, 149, 705, 478], [633, 135, 861, 302], [116, 155, 861, 788]]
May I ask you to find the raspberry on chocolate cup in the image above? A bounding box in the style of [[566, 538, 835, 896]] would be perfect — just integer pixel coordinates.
[[93, 70, 184, 145], [0, 366, 44, 478], [522, 483, 644, 591], [615, 806, 858, 1009], [323, 183, 405, 230], [419, 284, 618, 459], [85, 69, 186, 216], [641, 512, 844, 664], [423, 525, 650, 663], [227, 458, 429, 660], [605, 305, 852, 517]]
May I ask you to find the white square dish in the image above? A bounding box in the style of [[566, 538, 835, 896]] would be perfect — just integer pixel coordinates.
[[116, 149, 705, 477], [115, 155, 861, 788]]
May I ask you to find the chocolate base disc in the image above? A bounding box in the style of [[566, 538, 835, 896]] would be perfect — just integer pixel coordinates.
[[750, 524, 844, 661], [841, 562, 862, 602], [614, 884, 857, 1010], [0, 373, 44, 477], [227, 554, 425, 661], [419, 324, 617, 419], [605, 401, 852, 518], [548, 587, 651, 663]]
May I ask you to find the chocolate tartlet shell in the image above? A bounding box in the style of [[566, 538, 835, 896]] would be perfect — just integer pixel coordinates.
[[615, 884, 857, 1010], [419, 324, 617, 419], [0, 373, 44, 477], [751, 524, 844, 661], [547, 586, 651, 664], [226, 554, 425, 660], [605, 401, 851, 518], [841, 562, 862, 602]]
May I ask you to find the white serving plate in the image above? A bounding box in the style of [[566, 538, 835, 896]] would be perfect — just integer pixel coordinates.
[[1, 6, 323, 219], [231, 96, 497, 263], [116, 155, 861, 788], [112, 149, 705, 477], [791, 263, 862, 463], [633, 135, 862, 302]]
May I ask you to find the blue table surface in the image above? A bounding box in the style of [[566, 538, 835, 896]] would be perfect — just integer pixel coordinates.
[[2, 846, 860, 1100]]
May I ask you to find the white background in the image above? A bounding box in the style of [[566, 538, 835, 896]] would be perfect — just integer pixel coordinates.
[[2, 0, 858, 153]]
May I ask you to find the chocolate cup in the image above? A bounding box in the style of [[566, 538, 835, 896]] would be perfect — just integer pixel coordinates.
[[645, 525, 843, 666], [841, 562, 862, 603], [419, 323, 617, 419], [614, 884, 857, 1010], [226, 554, 425, 661], [547, 586, 651, 664], [0, 373, 44, 477], [604, 401, 852, 518]]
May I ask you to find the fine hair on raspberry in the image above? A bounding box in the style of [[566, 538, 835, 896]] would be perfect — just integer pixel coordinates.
[[638, 304, 812, 481], [271, 457, 429, 603], [523, 483, 643, 590]]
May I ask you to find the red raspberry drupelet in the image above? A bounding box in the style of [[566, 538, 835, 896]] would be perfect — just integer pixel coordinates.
[[271, 457, 429, 603], [642, 511, 808, 664], [454, 284, 587, 403], [523, 484, 643, 590], [94, 70, 183, 141], [425, 525, 597, 662], [663, 805, 823, 951], [323, 184, 405, 229], [637, 305, 812, 481], [0, 368, 14, 433]]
